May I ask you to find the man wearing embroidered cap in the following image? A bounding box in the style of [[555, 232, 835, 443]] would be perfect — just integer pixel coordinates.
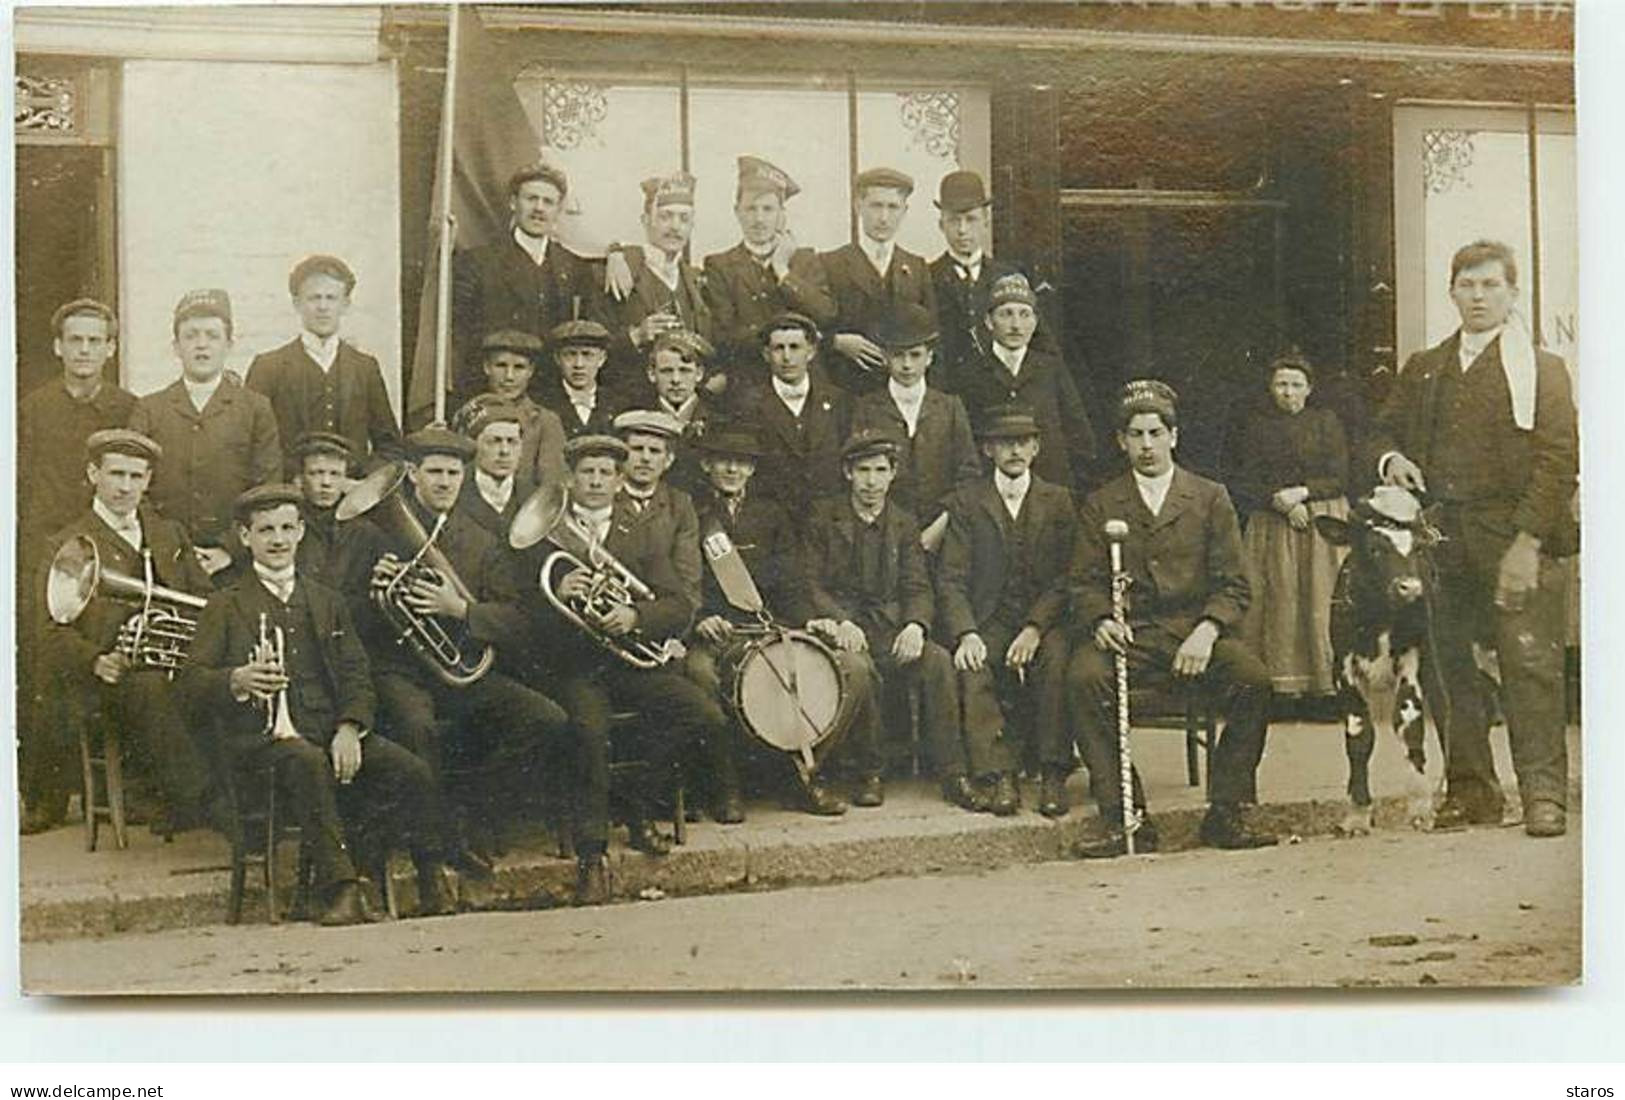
[[953, 270, 1096, 494], [132, 289, 282, 577], [936, 405, 1078, 818], [852, 301, 981, 548], [451, 161, 606, 402], [1367, 239, 1578, 838], [821, 166, 937, 394], [602, 172, 716, 379], [539, 318, 623, 437], [246, 254, 402, 476], [1068, 379, 1276, 856], [451, 329, 567, 489], [33, 428, 217, 837], [702, 155, 838, 392], [453, 402, 533, 537]]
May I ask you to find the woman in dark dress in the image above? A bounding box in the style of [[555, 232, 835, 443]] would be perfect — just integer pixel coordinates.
[[1233, 350, 1349, 698]]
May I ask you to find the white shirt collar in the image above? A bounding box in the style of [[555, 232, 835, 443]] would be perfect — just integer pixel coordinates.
[[863, 236, 895, 275], [888, 378, 927, 437], [300, 331, 340, 372], [647, 248, 682, 291], [253, 561, 297, 603], [993, 468, 1031, 520], [949, 249, 983, 280], [772, 375, 810, 414], [93, 499, 142, 548], [564, 383, 597, 409], [182, 373, 224, 413], [1133, 466, 1176, 517], [992, 342, 1028, 376], [851, 498, 884, 526], [744, 240, 775, 263], [661, 395, 699, 424], [474, 469, 515, 512], [1458, 325, 1502, 371], [513, 225, 550, 266]]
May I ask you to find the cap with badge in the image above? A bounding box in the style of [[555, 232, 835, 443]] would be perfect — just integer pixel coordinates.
[[737, 155, 799, 201], [854, 167, 915, 196], [288, 255, 356, 296], [758, 310, 820, 346], [841, 426, 905, 465], [87, 428, 162, 465], [871, 303, 938, 350], [987, 272, 1038, 311], [173, 288, 233, 331], [406, 426, 477, 462], [641, 171, 696, 209], [1117, 379, 1179, 425], [977, 404, 1043, 441], [549, 318, 611, 351], [613, 409, 684, 441], [935, 170, 992, 213], [564, 433, 630, 467], [233, 482, 305, 523], [463, 402, 524, 441], [696, 426, 766, 459], [481, 329, 545, 360], [290, 431, 355, 464], [652, 328, 714, 362]]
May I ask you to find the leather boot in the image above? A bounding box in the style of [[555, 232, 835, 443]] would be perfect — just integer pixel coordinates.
[[1199, 803, 1278, 850], [852, 774, 885, 808], [1037, 767, 1071, 819], [987, 773, 1020, 817], [941, 774, 990, 813], [415, 861, 459, 917], [802, 781, 848, 816], [318, 881, 380, 927], [574, 854, 609, 906], [627, 819, 674, 856]]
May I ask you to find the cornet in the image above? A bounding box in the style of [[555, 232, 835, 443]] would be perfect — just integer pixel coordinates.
[[254, 612, 300, 741]]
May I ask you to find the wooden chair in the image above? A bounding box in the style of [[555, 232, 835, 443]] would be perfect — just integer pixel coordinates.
[[224, 763, 311, 925], [77, 725, 128, 852], [1125, 683, 1216, 792]]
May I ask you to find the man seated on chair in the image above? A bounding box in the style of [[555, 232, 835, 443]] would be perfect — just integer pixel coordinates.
[[684, 426, 885, 818], [612, 408, 702, 609], [803, 428, 976, 812], [935, 406, 1077, 818], [524, 432, 728, 905], [449, 329, 567, 490], [452, 402, 534, 538], [186, 483, 458, 923], [1067, 380, 1276, 857], [38, 429, 217, 836]]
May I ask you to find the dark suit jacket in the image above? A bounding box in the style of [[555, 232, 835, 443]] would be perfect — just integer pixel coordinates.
[[1365, 332, 1578, 556], [703, 243, 838, 378], [451, 234, 606, 399], [693, 487, 806, 625], [616, 483, 702, 610], [662, 394, 720, 499], [936, 476, 1079, 641], [852, 387, 981, 522], [537, 380, 624, 438], [18, 379, 138, 562], [606, 246, 715, 380], [602, 492, 698, 642], [740, 379, 851, 522], [928, 254, 1063, 381], [953, 345, 1097, 492], [41, 505, 212, 680], [800, 497, 932, 645], [820, 241, 937, 392], [130, 377, 283, 549], [245, 338, 401, 472], [296, 504, 385, 596], [454, 471, 535, 540], [183, 572, 374, 749], [1071, 467, 1250, 639]]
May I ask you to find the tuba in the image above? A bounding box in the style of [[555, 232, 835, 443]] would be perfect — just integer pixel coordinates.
[[47, 535, 208, 674], [509, 482, 682, 670], [335, 461, 495, 687]]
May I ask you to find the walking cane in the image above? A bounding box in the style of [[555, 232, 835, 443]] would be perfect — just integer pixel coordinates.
[[1105, 519, 1140, 855]]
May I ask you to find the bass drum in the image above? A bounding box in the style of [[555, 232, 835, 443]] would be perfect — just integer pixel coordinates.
[[726, 628, 855, 767]]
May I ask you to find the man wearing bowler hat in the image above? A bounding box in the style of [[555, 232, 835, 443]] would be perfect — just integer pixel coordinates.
[[821, 167, 938, 394], [937, 406, 1078, 818], [703, 155, 839, 395]]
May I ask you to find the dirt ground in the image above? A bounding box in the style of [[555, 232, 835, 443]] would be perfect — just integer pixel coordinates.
[[22, 822, 1579, 994]]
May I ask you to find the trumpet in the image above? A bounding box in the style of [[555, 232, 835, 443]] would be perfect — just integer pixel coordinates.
[[47, 536, 208, 675], [509, 483, 682, 670], [254, 612, 300, 741]]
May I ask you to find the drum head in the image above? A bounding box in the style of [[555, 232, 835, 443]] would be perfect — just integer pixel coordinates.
[[735, 634, 844, 754]]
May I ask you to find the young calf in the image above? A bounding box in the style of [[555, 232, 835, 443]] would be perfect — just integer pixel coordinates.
[[1315, 486, 1446, 834]]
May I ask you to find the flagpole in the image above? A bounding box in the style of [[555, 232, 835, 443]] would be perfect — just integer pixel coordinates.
[[432, 2, 462, 426]]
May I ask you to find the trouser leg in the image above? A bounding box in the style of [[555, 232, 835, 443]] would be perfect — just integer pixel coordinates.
[[1028, 628, 1074, 770], [608, 667, 730, 811], [551, 674, 612, 853], [249, 738, 355, 897], [119, 672, 211, 817], [1431, 533, 1502, 810], [341, 735, 448, 866], [886, 641, 965, 777], [829, 651, 884, 778], [375, 672, 443, 777], [1202, 638, 1272, 808], [452, 672, 574, 838], [683, 643, 742, 795], [1065, 642, 1146, 814], [1496, 556, 1570, 809]]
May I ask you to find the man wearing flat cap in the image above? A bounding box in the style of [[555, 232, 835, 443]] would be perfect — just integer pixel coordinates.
[[602, 172, 716, 383], [801, 428, 972, 810], [290, 431, 376, 593], [852, 302, 981, 550], [936, 406, 1078, 818], [735, 311, 852, 529], [453, 403, 534, 538], [645, 329, 721, 497], [702, 155, 838, 395], [246, 254, 402, 477], [820, 166, 938, 395], [954, 272, 1097, 494], [451, 329, 567, 489], [350, 426, 573, 868], [184, 482, 459, 924], [1068, 380, 1276, 856], [539, 319, 624, 438], [451, 161, 606, 402], [613, 409, 703, 607], [131, 289, 283, 578], [32, 430, 217, 836]]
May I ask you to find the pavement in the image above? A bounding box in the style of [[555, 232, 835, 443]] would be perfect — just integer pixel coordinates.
[[18, 720, 1581, 943]]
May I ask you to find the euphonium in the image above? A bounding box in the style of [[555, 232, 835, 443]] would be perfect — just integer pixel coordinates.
[[508, 483, 681, 670], [254, 612, 300, 741], [335, 461, 495, 687], [46, 535, 208, 674]]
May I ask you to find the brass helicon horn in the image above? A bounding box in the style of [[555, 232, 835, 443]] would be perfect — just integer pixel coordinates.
[[336, 461, 496, 687], [508, 482, 680, 670], [46, 535, 208, 674]]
